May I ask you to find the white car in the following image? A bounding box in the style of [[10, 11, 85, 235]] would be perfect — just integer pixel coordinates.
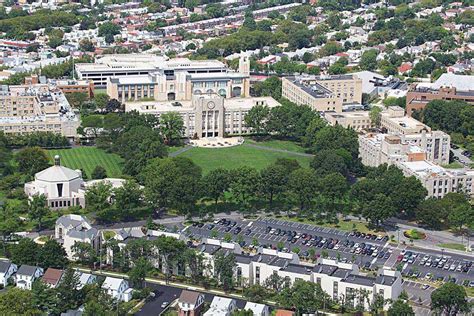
[[161, 302, 169, 309]]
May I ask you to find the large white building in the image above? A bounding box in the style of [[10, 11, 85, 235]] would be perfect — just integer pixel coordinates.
[[24, 155, 86, 209], [126, 94, 280, 138]]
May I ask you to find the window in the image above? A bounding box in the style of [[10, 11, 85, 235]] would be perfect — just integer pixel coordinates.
[[57, 183, 63, 197], [255, 266, 260, 284]]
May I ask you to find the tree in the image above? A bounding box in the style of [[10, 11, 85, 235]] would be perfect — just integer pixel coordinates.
[[79, 38, 95, 52], [431, 282, 470, 316], [113, 180, 146, 221], [94, 93, 110, 110], [0, 287, 41, 315], [415, 198, 444, 229], [159, 112, 184, 146], [369, 106, 382, 128], [277, 280, 330, 315], [98, 22, 121, 38], [67, 92, 89, 108], [28, 194, 50, 230], [288, 168, 318, 211], [242, 11, 256, 31], [360, 49, 378, 71], [153, 236, 187, 284], [310, 149, 348, 177], [201, 168, 230, 206], [55, 268, 83, 313], [362, 193, 396, 227], [91, 165, 107, 179], [85, 182, 112, 214], [244, 104, 270, 137], [10, 238, 39, 266], [213, 250, 236, 291], [143, 157, 201, 214], [71, 241, 96, 266], [129, 257, 150, 289], [15, 146, 50, 176], [252, 76, 282, 100], [32, 279, 58, 313], [38, 239, 68, 269], [78, 115, 103, 138], [259, 164, 288, 208], [229, 166, 260, 208], [388, 299, 415, 316]]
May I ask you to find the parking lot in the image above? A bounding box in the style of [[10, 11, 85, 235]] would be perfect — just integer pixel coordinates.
[[184, 217, 474, 288]]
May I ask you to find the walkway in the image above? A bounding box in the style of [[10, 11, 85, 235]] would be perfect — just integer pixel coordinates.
[[244, 143, 314, 157], [169, 146, 193, 157]]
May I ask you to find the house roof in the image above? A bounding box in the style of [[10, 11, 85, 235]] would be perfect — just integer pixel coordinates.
[[179, 290, 203, 305], [17, 265, 40, 277], [0, 260, 12, 274], [35, 165, 81, 182], [42, 268, 63, 286], [275, 309, 294, 316], [102, 277, 126, 291], [244, 302, 267, 314]]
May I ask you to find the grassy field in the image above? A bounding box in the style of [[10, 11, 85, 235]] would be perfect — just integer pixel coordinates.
[[437, 243, 466, 251], [179, 142, 312, 174], [48, 147, 124, 178], [245, 138, 306, 153], [275, 215, 382, 235], [442, 162, 464, 169]]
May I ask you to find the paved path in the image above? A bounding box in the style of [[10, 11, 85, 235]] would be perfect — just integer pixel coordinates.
[[244, 143, 314, 157], [169, 146, 193, 157]]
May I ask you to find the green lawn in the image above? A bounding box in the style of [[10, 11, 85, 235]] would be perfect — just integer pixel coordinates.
[[245, 138, 307, 153], [442, 162, 464, 169], [275, 215, 383, 235], [179, 143, 312, 174], [437, 243, 466, 251], [47, 147, 124, 178]]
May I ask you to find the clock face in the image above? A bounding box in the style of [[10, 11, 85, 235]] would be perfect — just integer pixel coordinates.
[[207, 101, 215, 109]]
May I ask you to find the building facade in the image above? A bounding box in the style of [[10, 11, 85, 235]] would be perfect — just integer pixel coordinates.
[[406, 73, 474, 116], [397, 161, 474, 198], [126, 94, 280, 138], [0, 84, 79, 137], [282, 75, 363, 113]]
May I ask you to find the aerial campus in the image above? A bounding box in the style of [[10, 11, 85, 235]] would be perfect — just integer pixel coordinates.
[[0, 0, 473, 315]]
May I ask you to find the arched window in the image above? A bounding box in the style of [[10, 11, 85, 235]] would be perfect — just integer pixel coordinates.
[[232, 87, 242, 97]]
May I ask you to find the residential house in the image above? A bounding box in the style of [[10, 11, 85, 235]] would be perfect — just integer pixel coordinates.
[[101, 277, 133, 302], [16, 265, 44, 290], [177, 290, 205, 316], [0, 260, 17, 287], [76, 271, 97, 289], [243, 302, 270, 316], [55, 214, 100, 260], [42, 268, 64, 288], [203, 296, 237, 316]]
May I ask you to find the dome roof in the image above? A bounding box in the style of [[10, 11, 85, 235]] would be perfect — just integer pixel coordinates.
[[35, 165, 81, 182]]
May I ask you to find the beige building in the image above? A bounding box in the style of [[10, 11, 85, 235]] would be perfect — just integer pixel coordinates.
[[126, 94, 280, 138], [0, 84, 79, 137], [106, 55, 250, 103], [380, 106, 429, 135], [359, 130, 450, 167], [397, 161, 474, 198], [324, 111, 372, 131], [281, 74, 362, 112]]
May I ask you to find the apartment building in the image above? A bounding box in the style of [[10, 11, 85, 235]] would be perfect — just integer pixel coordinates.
[[406, 73, 474, 116], [197, 243, 402, 311], [397, 160, 474, 198], [0, 84, 79, 137], [281, 74, 362, 113], [126, 94, 280, 138]]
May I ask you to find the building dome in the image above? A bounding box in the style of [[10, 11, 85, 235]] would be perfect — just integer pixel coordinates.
[[35, 155, 82, 182]]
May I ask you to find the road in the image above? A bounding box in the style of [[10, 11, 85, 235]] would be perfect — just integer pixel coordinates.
[[451, 148, 472, 165]]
